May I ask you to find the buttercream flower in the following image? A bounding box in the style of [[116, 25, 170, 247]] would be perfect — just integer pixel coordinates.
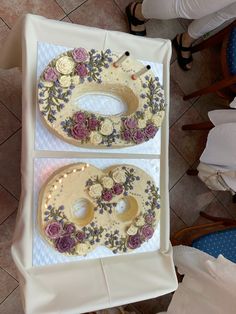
[[43, 81, 54, 88], [127, 225, 138, 236], [124, 118, 138, 129], [145, 124, 158, 139], [132, 129, 145, 144], [127, 234, 141, 249], [90, 131, 103, 145], [76, 243, 89, 255], [55, 235, 76, 253], [72, 48, 88, 63], [136, 216, 145, 227], [102, 189, 113, 202], [72, 75, 80, 84], [74, 111, 86, 124], [76, 230, 86, 242], [152, 112, 164, 126], [141, 224, 154, 239], [89, 183, 103, 198], [59, 75, 71, 87], [100, 119, 113, 136], [112, 183, 123, 195], [44, 67, 58, 82], [145, 214, 154, 224], [87, 117, 99, 131], [101, 176, 114, 189], [144, 109, 152, 120], [64, 223, 76, 234], [45, 221, 63, 239], [75, 63, 88, 78], [112, 170, 126, 184], [71, 125, 89, 140], [122, 129, 132, 142], [56, 56, 75, 75], [137, 119, 147, 129]]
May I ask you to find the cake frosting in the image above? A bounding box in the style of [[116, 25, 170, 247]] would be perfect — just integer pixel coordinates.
[[38, 163, 161, 256], [38, 48, 166, 148]]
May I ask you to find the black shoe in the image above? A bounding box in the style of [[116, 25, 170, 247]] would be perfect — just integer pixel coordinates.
[[172, 34, 193, 71], [126, 2, 146, 36]]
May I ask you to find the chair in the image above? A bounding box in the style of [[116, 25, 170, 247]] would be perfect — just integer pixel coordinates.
[[183, 20, 236, 101], [171, 212, 236, 263]]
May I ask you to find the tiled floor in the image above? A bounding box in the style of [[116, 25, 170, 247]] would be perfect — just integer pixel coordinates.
[[0, 1, 234, 313]]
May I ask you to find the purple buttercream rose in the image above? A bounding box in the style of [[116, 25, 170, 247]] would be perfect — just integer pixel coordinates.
[[123, 118, 138, 129], [72, 48, 88, 62], [122, 129, 132, 141], [145, 124, 158, 139], [102, 189, 113, 202], [76, 231, 86, 242], [87, 117, 99, 131], [112, 183, 123, 195], [55, 235, 76, 253], [64, 223, 76, 234], [45, 221, 63, 239], [74, 111, 86, 124], [145, 214, 154, 224], [132, 129, 145, 144], [44, 67, 58, 82], [75, 63, 88, 78], [71, 124, 89, 140], [141, 224, 154, 240], [127, 234, 142, 249]]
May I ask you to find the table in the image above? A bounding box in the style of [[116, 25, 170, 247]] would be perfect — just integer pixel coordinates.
[[0, 14, 177, 314]]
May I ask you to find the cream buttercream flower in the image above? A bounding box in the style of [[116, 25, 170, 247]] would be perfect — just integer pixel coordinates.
[[72, 75, 80, 85], [152, 112, 165, 126], [101, 176, 114, 189], [137, 119, 147, 129], [90, 131, 103, 145], [144, 109, 152, 120], [136, 216, 145, 226], [59, 75, 71, 87], [112, 169, 126, 184], [127, 225, 138, 236], [76, 243, 90, 255], [100, 119, 113, 136], [56, 56, 75, 75], [43, 81, 53, 88], [88, 183, 103, 198]]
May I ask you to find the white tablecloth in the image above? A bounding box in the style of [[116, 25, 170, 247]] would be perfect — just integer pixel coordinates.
[[0, 14, 177, 314]]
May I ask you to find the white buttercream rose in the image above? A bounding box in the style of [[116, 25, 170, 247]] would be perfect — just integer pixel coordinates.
[[136, 216, 145, 226], [100, 119, 113, 136], [101, 176, 114, 189], [56, 56, 75, 75], [112, 170, 126, 184], [127, 225, 138, 236], [43, 81, 53, 88], [59, 75, 71, 87], [76, 243, 90, 255], [90, 131, 103, 145], [88, 183, 103, 198], [144, 109, 152, 120], [152, 112, 165, 126], [137, 119, 147, 129], [72, 75, 80, 85]]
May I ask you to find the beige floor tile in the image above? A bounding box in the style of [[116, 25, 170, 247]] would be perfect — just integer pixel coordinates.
[[170, 208, 187, 236], [193, 197, 234, 225], [170, 106, 208, 165], [0, 130, 21, 199], [0, 0, 65, 28], [0, 68, 22, 120], [146, 19, 184, 40], [171, 47, 221, 98], [170, 173, 215, 225], [169, 143, 189, 190], [0, 211, 18, 279], [169, 78, 192, 127], [0, 268, 18, 304], [193, 93, 229, 121], [0, 186, 18, 225], [0, 18, 10, 47], [132, 293, 172, 314], [56, 0, 87, 14], [114, 0, 135, 13], [0, 103, 21, 144], [61, 16, 72, 23], [217, 191, 236, 219], [0, 287, 23, 314], [69, 0, 129, 32]]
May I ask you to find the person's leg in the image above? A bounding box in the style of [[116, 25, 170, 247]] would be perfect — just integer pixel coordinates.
[[188, 2, 236, 39]]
